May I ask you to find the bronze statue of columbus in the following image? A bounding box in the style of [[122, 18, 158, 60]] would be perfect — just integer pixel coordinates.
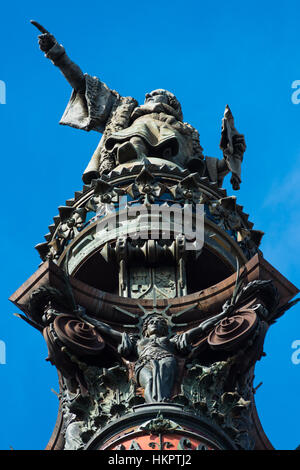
[[31, 21, 246, 190]]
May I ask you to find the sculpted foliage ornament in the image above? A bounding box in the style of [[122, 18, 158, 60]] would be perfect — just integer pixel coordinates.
[[87, 178, 126, 213], [169, 173, 205, 205], [140, 412, 181, 434], [57, 208, 87, 241], [34, 164, 261, 263], [126, 165, 166, 206], [208, 196, 242, 232]]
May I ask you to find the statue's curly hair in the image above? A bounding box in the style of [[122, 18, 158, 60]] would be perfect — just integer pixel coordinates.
[[146, 89, 183, 121]]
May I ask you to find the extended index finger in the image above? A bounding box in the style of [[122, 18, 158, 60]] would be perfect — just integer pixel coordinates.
[[30, 20, 50, 34]]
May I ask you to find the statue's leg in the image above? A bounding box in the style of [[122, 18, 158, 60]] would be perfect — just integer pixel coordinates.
[[159, 357, 177, 400], [138, 358, 177, 403], [117, 136, 148, 164], [138, 365, 154, 403]]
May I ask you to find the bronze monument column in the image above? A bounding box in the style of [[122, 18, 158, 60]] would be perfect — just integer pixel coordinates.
[[9, 22, 299, 451]]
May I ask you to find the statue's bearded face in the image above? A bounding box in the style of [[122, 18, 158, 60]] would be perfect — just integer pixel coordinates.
[[144, 89, 183, 121], [145, 91, 169, 106]]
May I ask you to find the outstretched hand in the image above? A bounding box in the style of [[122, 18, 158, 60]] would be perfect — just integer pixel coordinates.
[[31, 20, 56, 53]]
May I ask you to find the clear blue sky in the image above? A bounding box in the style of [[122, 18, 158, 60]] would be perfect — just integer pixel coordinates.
[[0, 0, 300, 450]]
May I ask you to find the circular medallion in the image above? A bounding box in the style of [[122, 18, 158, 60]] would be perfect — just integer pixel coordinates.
[[207, 309, 258, 350], [53, 314, 105, 355]]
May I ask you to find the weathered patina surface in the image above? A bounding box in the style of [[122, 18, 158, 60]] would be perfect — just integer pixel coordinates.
[[7, 22, 299, 451], [31, 21, 246, 189]]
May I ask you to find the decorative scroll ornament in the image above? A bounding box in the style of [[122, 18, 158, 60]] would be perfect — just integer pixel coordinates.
[[53, 314, 105, 356], [207, 310, 258, 351]]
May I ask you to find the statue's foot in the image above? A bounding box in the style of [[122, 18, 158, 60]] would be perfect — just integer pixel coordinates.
[[117, 142, 138, 164]]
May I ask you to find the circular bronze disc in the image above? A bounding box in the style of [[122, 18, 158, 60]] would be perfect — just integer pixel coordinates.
[[207, 310, 258, 351], [43, 325, 78, 377], [53, 314, 105, 356]]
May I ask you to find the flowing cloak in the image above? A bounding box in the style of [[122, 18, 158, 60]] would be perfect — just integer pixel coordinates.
[[59, 74, 137, 182], [59, 74, 197, 182], [205, 156, 229, 187], [118, 332, 191, 401], [105, 114, 181, 156], [59, 73, 226, 186], [59, 74, 116, 133]]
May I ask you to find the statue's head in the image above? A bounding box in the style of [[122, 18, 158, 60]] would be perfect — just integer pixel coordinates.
[[144, 89, 183, 121], [42, 301, 59, 325], [142, 314, 169, 338]]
